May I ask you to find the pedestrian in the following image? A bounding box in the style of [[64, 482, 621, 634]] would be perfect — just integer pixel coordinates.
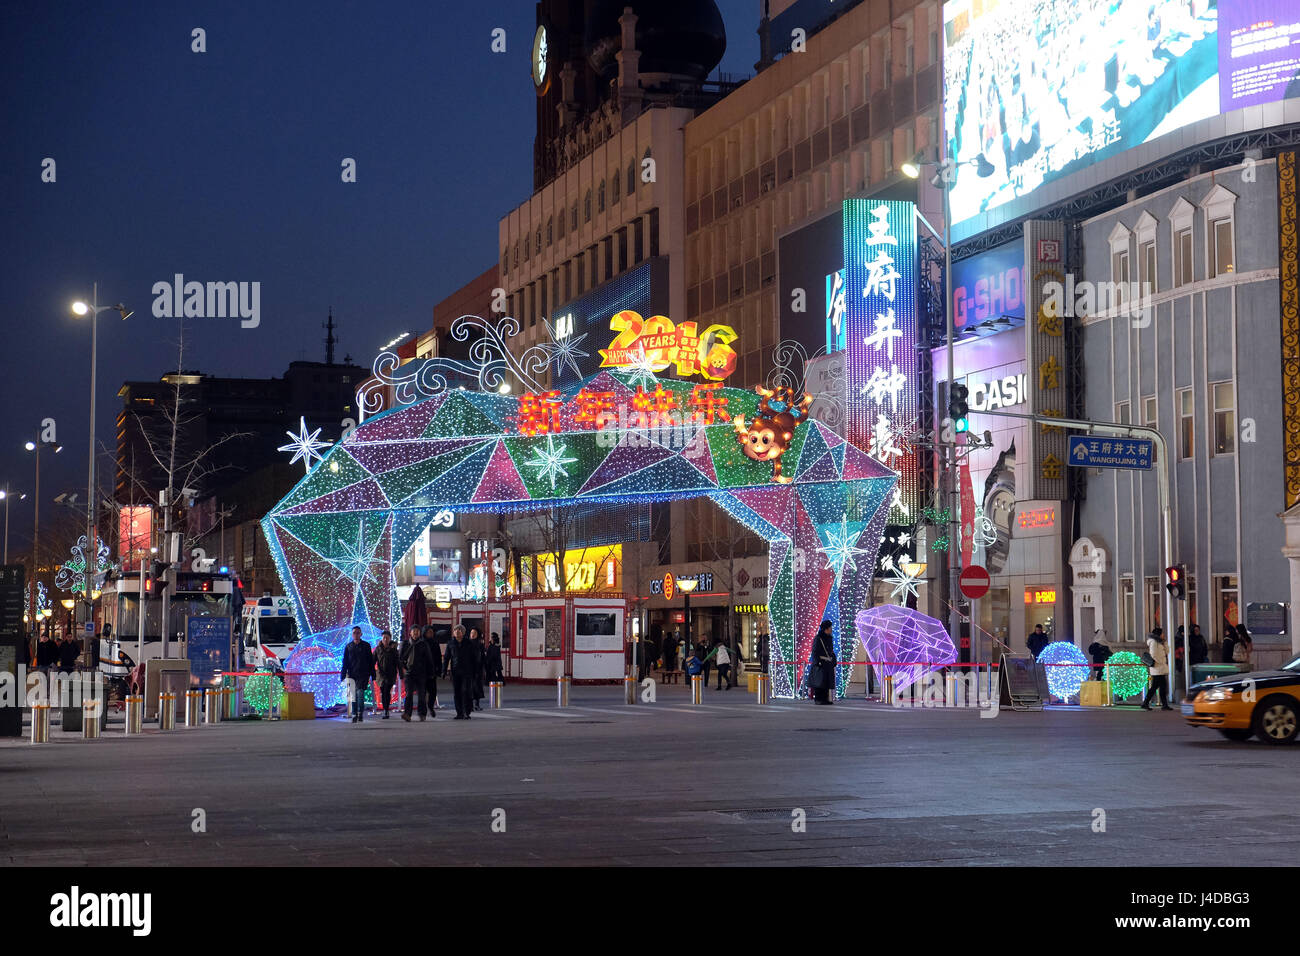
[[36, 633, 57, 680], [700, 640, 713, 687], [758, 631, 770, 674], [663, 631, 678, 672], [485, 632, 503, 685], [373, 630, 400, 719], [683, 644, 704, 687], [1232, 625, 1252, 667], [445, 625, 481, 719], [1221, 625, 1237, 664], [58, 633, 80, 674], [728, 634, 745, 687], [715, 638, 732, 690], [422, 625, 443, 716], [1189, 624, 1208, 666], [1086, 632, 1111, 681], [1141, 627, 1172, 711], [469, 627, 486, 711], [401, 626, 435, 722], [1027, 624, 1048, 660], [339, 626, 376, 722], [809, 620, 837, 704]]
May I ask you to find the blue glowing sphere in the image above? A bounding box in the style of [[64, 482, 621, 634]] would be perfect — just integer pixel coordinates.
[[1038, 641, 1090, 701]]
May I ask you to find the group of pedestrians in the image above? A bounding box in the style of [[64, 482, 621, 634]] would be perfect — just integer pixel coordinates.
[[34, 634, 81, 675], [339, 624, 504, 723]]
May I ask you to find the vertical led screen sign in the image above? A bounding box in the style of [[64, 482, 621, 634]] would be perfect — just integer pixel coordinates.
[[843, 199, 919, 523]]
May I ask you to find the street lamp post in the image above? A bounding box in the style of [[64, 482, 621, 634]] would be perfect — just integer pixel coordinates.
[[676, 576, 699, 665], [24, 440, 61, 640], [71, 287, 132, 666], [902, 150, 995, 675]]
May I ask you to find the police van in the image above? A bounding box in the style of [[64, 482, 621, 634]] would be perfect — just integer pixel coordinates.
[[241, 596, 300, 671]]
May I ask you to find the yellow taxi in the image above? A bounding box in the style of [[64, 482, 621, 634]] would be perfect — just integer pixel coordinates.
[[1183, 654, 1300, 744]]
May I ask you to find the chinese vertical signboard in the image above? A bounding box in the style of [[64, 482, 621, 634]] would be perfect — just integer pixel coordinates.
[[1024, 220, 1068, 500], [843, 199, 919, 523]]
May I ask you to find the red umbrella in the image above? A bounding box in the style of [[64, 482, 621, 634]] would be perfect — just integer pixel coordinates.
[[402, 584, 428, 637]]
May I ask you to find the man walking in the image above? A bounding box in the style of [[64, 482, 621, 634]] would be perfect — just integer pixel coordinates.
[[421, 626, 443, 716], [445, 625, 481, 720], [401, 626, 435, 721], [340, 626, 375, 722], [485, 632, 504, 685], [374, 630, 400, 719]]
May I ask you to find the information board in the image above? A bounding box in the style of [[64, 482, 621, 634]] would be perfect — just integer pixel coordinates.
[[186, 616, 232, 688], [999, 655, 1048, 710], [0, 564, 26, 639]]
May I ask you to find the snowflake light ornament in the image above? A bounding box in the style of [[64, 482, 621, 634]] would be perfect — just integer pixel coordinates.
[[278, 417, 331, 474], [330, 519, 383, 588], [541, 318, 590, 379], [523, 435, 579, 490], [817, 516, 871, 585]]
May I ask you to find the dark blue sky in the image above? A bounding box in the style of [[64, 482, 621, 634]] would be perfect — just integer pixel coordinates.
[[0, 0, 758, 541]]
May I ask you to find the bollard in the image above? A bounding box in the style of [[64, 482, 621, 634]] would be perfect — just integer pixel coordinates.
[[31, 704, 50, 744], [945, 671, 958, 706], [1104, 676, 1114, 707], [158, 693, 176, 731], [488, 681, 503, 708], [556, 675, 570, 707], [224, 685, 238, 719], [82, 700, 102, 739], [690, 674, 703, 705], [125, 695, 143, 735], [205, 688, 222, 723], [185, 690, 203, 727], [755, 673, 769, 704], [624, 675, 637, 705], [882, 674, 895, 703]]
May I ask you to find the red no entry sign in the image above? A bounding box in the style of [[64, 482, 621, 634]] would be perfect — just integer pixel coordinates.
[[959, 565, 990, 601]]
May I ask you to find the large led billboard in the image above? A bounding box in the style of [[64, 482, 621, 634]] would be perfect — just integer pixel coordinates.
[[943, 0, 1300, 228]]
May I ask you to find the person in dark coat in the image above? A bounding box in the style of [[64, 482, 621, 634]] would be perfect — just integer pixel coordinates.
[[1027, 625, 1049, 660], [58, 635, 80, 674], [758, 631, 770, 674], [1087, 633, 1111, 681], [401, 626, 435, 721], [445, 625, 481, 719], [809, 620, 837, 704], [421, 625, 443, 715], [663, 630, 679, 671], [699, 640, 713, 687], [1220, 626, 1237, 664], [485, 632, 504, 685], [468, 628, 486, 711], [36, 634, 57, 676], [373, 630, 401, 719], [339, 626, 376, 722], [1189, 624, 1208, 666]]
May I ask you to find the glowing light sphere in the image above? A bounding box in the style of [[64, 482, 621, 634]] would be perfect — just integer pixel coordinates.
[[244, 669, 285, 715], [1104, 650, 1149, 700], [1038, 641, 1090, 701], [284, 644, 342, 708]]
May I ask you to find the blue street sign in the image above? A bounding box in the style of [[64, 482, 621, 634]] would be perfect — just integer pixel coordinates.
[[1068, 435, 1154, 470]]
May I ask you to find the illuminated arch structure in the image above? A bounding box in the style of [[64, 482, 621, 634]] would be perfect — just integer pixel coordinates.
[[261, 369, 896, 699]]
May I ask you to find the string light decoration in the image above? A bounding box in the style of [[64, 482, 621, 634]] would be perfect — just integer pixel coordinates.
[[1105, 650, 1149, 700], [856, 604, 956, 694], [263, 365, 898, 700], [278, 417, 333, 474], [244, 669, 284, 715], [284, 644, 342, 708], [1039, 641, 1090, 701], [55, 535, 113, 596]]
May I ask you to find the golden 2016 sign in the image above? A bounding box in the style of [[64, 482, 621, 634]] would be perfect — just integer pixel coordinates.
[[598, 311, 738, 381]]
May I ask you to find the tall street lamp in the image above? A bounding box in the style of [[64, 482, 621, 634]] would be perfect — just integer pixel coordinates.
[[24, 439, 62, 637], [676, 576, 699, 661], [71, 286, 132, 663], [903, 150, 995, 672], [0, 488, 25, 565]]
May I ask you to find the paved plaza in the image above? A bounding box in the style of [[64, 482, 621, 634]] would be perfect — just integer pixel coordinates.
[[1, 684, 1294, 866]]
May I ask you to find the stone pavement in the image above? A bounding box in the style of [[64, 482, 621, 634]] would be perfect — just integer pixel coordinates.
[[1, 683, 1294, 866]]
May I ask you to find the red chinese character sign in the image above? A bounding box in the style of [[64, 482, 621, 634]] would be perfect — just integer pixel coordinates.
[[598, 311, 738, 380], [264, 367, 895, 700]]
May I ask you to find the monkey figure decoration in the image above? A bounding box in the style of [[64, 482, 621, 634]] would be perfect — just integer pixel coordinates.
[[733, 385, 813, 483]]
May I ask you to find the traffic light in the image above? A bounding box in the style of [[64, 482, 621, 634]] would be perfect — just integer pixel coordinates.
[[948, 383, 970, 433], [1165, 565, 1186, 600], [151, 560, 171, 596]]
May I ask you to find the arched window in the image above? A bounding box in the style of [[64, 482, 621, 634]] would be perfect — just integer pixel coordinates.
[[557, 211, 565, 240], [523, 235, 529, 260], [584, 190, 592, 223], [611, 168, 620, 203], [598, 179, 606, 213], [536, 227, 542, 252], [571, 203, 578, 231], [546, 218, 553, 246], [502, 248, 509, 273], [627, 161, 635, 196]]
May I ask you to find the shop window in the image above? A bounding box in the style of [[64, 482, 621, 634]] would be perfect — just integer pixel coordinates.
[[1115, 401, 1130, 425], [1146, 576, 1162, 631], [1214, 575, 1239, 636], [1120, 577, 1136, 641], [1178, 387, 1194, 459], [1212, 382, 1235, 456]]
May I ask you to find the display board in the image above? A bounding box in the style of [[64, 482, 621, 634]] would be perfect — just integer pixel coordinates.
[[186, 616, 232, 688]]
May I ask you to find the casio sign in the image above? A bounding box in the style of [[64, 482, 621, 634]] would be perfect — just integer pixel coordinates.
[[969, 373, 1027, 411]]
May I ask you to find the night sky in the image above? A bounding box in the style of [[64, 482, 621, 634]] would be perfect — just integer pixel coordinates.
[[0, 0, 758, 542]]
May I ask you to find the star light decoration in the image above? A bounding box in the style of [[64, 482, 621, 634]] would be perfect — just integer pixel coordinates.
[[881, 558, 921, 604], [330, 519, 384, 587], [542, 318, 590, 379], [278, 417, 332, 474], [817, 515, 871, 585], [523, 435, 579, 490]]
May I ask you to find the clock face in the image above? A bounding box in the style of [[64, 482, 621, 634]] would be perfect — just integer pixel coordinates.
[[532, 25, 549, 93]]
